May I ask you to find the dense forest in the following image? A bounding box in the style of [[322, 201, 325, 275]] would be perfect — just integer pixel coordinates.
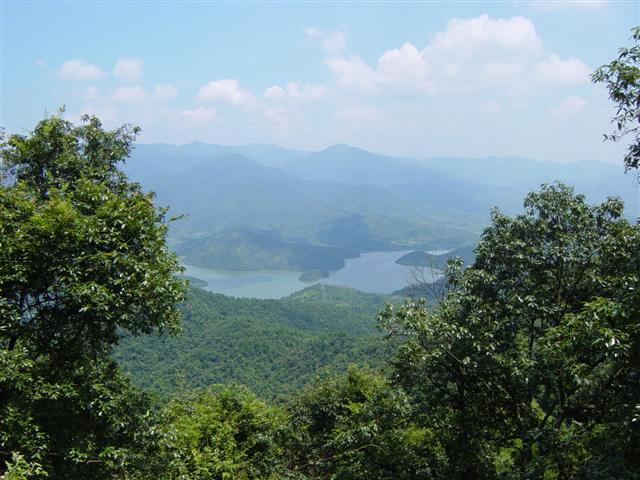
[[114, 285, 396, 399], [1, 27, 639, 480]]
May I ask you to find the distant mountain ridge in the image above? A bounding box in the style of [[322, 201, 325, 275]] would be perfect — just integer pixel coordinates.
[[124, 142, 637, 271]]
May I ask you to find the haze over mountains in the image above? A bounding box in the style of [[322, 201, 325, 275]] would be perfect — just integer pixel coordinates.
[[124, 142, 638, 273]]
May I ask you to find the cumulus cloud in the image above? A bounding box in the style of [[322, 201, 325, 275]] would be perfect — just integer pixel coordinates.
[[152, 84, 179, 100], [305, 27, 347, 55], [83, 86, 98, 100], [181, 107, 217, 125], [533, 54, 590, 84], [113, 57, 143, 81], [196, 79, 255, 107], [528, 0, 608, 12], [58, 59, 105, 80], [263, 82, 326, 105], [264, 107, 293, 135], [322, 15, 589, 96], [325, 55, 378, 93], [111, 85, 147, 104], [549, 95, 588, 115]]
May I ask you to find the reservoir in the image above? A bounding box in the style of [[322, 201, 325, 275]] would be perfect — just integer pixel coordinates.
[[183, 250, 440, 298]]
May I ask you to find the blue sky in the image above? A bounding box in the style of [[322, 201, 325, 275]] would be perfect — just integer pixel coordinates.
[[2, 1, 638, 162]]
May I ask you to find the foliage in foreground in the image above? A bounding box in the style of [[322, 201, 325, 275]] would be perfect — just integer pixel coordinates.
[[0, 113, 186, 478], [379, 183, 640, 479], [3, 26, 640, 476], [593, 26, 640, 172]]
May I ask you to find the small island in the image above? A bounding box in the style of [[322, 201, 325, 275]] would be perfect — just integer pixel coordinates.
[[396, 246, 475, 268], [395, 250, 431, 266]]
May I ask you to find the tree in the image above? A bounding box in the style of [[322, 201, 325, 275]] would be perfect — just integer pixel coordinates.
[[0, 112, 186, 478], [379, 183, 640, 479], [287, 367, 447, 480], [156, 385, 290, 480], [592, 26, 640, 172]]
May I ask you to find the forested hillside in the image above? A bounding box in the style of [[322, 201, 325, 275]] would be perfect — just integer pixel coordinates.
[[114, 285, 396, 398]]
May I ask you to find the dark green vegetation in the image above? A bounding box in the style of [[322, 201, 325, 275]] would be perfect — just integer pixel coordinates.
[[0, 112, 186, 478], [380, 183, 640, 479], [2, 32, 640, 480], [114, 284, 395, 399], [593, 26, 640, 171]]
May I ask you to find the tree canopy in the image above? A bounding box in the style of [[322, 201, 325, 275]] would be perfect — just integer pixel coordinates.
[[0, 112, 186, 478], [379, 183, 640, 479]]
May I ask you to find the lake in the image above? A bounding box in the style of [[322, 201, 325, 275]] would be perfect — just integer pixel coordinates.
[[183, 250, 441, 298]]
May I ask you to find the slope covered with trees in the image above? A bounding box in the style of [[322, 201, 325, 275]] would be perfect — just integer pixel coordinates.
[[114, 284, 396, 399]]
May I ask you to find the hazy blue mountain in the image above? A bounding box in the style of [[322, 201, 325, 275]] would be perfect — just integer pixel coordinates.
[[129, 153, 482, 255], [284, 145, 638, 217], [283, 144, 504, 214], [421, 156, 639, 216], [125, 142, 307, 178], [122, 142, 637, 272]]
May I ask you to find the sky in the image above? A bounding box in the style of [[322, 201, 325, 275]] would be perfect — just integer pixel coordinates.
[[2, 1, 638, 163]]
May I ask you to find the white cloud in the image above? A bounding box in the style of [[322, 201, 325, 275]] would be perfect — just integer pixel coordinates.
[[113, 57, 143, 82], [83, 86, 98, 100], [111, 85, 147, 104], [325, 55, 378, 92], [264, 107, 292, 135], [196, 79, 255, 107], [528, 0, 608, 12], [152, 84, 179, 100], [305, 27, 347, 55], [36, 59, 47, 68], [58, 59, 105, 80], [263, 82, 326, 105], [549, 95, 588, 115], [181, 107, 217, 125], [533, 54, 590, 85], [322, 15, 589, 95]]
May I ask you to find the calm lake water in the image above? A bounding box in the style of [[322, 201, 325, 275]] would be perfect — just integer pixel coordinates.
[[183, 250, 441, 298]]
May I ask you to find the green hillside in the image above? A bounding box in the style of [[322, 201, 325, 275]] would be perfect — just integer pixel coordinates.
[[176, 227, 359, 271], [114, 285, 398, 399]]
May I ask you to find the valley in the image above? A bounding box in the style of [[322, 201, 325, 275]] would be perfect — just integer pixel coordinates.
[[125, 141, 637, 299]]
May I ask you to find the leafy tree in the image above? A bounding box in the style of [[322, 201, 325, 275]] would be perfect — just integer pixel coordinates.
[[157, 385, 290, 480], [0, 112, 186, 478], [287, 367, 447, 480], [592, 26, 640, 172], [379, 183, 640, 479]]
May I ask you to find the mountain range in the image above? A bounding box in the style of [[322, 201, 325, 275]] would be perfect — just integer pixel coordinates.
[[123, 142, 638, 272]]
